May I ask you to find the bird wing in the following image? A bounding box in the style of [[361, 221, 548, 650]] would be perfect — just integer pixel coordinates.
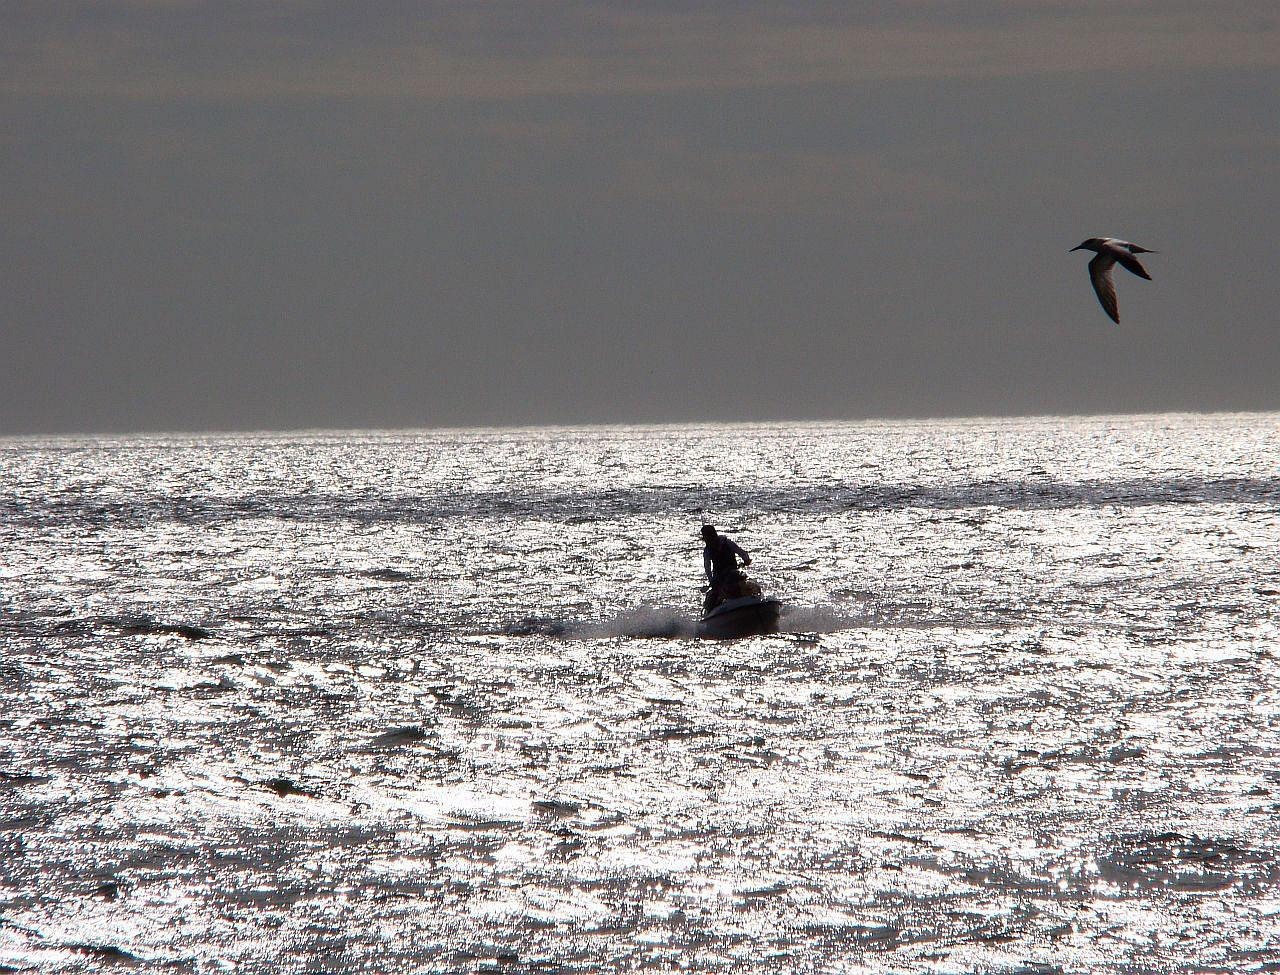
[[1117, 240, 1157, 255], [1088, 251, 1120, 324], [1107, 243, 1152, 280]]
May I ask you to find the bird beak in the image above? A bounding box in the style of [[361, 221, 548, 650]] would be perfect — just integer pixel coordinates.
[[1069, 245, 1084, 252]]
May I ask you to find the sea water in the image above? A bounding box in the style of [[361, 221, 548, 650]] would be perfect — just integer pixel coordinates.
[[1, 414, 1278, 973]]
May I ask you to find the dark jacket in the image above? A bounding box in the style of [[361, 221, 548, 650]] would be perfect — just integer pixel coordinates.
[[703, 535, 749, 582]]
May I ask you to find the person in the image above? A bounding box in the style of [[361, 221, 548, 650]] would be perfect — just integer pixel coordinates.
[[700, 524, 752, 612]]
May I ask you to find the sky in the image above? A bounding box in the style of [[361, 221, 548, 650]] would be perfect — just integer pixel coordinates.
[[3, 1, 1278, 433]]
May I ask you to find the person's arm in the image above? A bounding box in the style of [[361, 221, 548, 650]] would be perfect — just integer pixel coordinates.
[[703, 549, 714, 582], [729, 539, 751, 567]]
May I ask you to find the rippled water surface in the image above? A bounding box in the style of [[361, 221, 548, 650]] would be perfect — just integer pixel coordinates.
[[2, 414, 1279, 973]]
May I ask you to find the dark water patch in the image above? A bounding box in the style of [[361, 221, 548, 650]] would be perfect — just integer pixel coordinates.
[[261, 778, 316, 799], [363, 568, 415, 581], [0, 607, 74, 634], [444, 815, 520, 832], [503, 616, 570, 637], [92, 881, 123, 900], [366, 726, 434, 749], [794, 921, 907, 950], [1032, 744, 1148, 766], [179, 678, 235, 698], [531, 799, 582, 818], [216, 773, 316, 799], [0, 771, 51, 787], [51, 615, 213, 640], [1096, 832, 1275, 892], [66, 943, 140, 964], [642, 726, 714, 742], [869, 830, 938, 848], [312, 566, 416, 582]]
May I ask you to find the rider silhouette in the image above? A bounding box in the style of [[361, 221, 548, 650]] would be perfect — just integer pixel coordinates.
[[700, 524, 751, 611]]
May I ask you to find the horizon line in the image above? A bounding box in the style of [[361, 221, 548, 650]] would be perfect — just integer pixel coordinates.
[[3, 406, 1277, 442]]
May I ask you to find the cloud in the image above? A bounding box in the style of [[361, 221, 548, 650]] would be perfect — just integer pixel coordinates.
[[3, 1, 1277, 101]]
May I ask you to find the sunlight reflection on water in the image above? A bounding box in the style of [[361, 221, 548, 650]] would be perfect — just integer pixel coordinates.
[[1, 414, 1278, 972]]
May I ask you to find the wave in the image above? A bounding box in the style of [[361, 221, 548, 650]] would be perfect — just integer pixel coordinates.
[[570, 605, 697, 639], [501, 603, 869, 640]]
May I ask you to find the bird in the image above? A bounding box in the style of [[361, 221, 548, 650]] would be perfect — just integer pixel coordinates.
[[1070, 237, 1157, 324]]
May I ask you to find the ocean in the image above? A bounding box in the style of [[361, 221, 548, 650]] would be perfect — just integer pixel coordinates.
[[1, 413, 1278, 973]]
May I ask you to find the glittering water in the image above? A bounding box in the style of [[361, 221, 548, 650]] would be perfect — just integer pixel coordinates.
[[2, 414, 1279, 973]]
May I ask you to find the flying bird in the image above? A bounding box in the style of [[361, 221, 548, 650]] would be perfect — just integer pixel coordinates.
[[1070, 237, 1157, 324]]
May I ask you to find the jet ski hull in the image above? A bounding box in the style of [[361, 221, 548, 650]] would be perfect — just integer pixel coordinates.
[[697, 596, 782, 640]]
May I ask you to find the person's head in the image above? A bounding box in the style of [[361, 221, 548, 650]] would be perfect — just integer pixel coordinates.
[[700, 524, 717, 543]]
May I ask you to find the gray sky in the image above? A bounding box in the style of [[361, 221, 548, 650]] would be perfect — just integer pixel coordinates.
[[3, 1, 1278, 433]]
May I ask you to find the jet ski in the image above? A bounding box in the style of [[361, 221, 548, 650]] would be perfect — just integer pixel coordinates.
[[697, 571, 782, 639], [697, 594, 783, 640]]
